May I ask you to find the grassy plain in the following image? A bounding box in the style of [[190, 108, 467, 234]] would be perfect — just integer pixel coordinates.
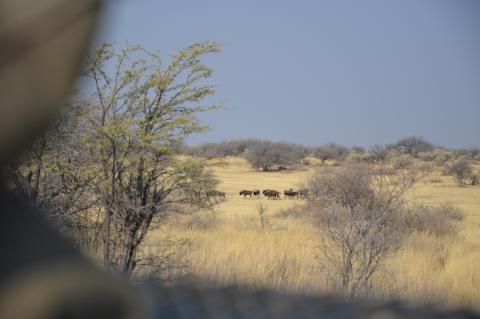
[[148, 157, 480, 310]]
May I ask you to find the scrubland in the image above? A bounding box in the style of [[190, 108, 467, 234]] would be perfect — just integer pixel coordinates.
[[146, 157, 480, 310]]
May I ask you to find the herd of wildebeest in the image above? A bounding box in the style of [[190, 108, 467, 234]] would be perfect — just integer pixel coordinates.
[[240, 188, 309, 200], [204, 188, 309, 201]]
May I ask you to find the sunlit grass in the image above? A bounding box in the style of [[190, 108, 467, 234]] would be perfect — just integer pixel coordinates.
[[147, 157, 480, 310]]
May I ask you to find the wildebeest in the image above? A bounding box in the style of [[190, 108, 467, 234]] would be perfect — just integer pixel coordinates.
[[252, 189, 260, 198], [284, 189, 298, 199], [263, 189, 280, 200], [239, 190, 253, 198]]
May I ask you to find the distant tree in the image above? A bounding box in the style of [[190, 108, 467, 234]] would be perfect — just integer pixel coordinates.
[[313, 143, 349, 165], [390, 136, 433, 156], [448, 158, 473, 185], [245, 140, 307, 171]]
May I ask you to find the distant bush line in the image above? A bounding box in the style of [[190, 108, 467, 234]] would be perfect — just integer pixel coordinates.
[[185, 136, 480, 175]]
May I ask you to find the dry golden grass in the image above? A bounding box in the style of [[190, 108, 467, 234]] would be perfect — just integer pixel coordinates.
[[148, 157, 480, 310]]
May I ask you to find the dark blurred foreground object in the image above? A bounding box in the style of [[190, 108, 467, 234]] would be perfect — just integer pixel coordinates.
[[0, 0, 99, 164], [145, 284, 480, 319], [0, 0, 145, 318], [0, 188, 147, 319], [0, 0, 479, 319]]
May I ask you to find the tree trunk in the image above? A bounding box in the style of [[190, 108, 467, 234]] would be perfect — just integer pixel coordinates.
[[102, 202, 111, 272], [120, 225, 137, 274]]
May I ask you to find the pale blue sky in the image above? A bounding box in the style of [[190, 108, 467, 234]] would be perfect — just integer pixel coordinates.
[[97, 0, 480, 148]]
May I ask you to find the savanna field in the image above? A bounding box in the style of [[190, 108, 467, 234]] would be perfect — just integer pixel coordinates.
[[145, 157, 480, 311], [6, 3, 480, 318]]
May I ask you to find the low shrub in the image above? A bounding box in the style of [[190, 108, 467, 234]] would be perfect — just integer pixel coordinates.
[[312, 144, 349, 165], [406, 205, 463, 237], [391, 154, 414, 170], [447, 158, 474, 184], [389, 136, 434, 156]]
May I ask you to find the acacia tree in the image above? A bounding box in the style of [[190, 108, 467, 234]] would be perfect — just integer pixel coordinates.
[[6, 42, 221, 277], [313, 144, 349, 166], [390, 136, 433, 157], [307, 164, 418, 298], [81, 42, 221, 274], [244, 140, 307, 171]]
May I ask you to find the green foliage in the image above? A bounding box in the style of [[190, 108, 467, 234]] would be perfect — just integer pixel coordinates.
[[8, 42, 222, 276]]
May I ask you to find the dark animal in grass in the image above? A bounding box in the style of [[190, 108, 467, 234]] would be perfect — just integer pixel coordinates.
[[263, 189, 280, 200], [239, 190, 253, 198], [284, 189, 298, 199], [252, 189, 260, 198], [270, 190, 281, 200]]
